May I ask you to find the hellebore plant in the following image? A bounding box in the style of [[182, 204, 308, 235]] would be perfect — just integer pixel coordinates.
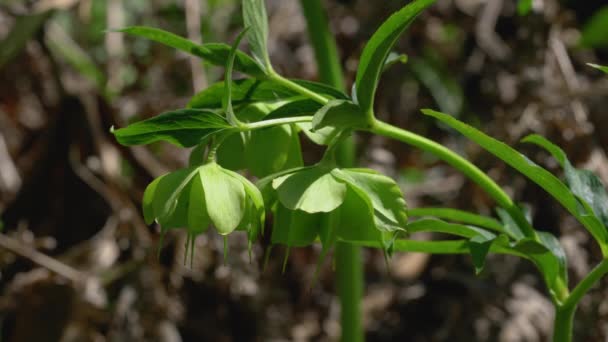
[[111, 0, 608, 340]]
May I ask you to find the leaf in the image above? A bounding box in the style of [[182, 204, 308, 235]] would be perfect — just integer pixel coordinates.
[[588, 63, 608, 74], [264, 99, 323, 120], [242, 0, 272, 69], [355, 0, 436, 115], [199, 164, 246, 234], [217, 133, 247, 170], [188, 78, 345, 109], [0, 12, 50, 68], [272, 204, 321, 247], [383, 52, 409, 72], [333, 168, 408, 229], [468, 234, 499, 274], [117, 26, 266, 78], [495, 207, 526, 240], [422, 108, 608, 248], [407, 207, 504, 233], [580, 6, 608, 48], [112, 109, 232, 147], [224, 29, 250, 125], [246, 125, 294, 177], [335, 188, 381, 243], [522, 134, 608, 228], [311, 100, 367, 131], [407, 219, 495, 239], [410, 56, 464, 116], [147, 167, 199, 227], [517, 0, 533, 16], [273, 167, 347, 213]]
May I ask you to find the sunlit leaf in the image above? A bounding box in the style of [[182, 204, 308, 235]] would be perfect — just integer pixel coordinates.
[[355, 0, 436, 115], [312, 100, 367, 131], [112, 109, 232, 147], [273, 167, 347, 213]]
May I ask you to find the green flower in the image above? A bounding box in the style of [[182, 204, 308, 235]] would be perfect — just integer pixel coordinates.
[[143, 162, 264, 259], [260, 165, 408, 253]]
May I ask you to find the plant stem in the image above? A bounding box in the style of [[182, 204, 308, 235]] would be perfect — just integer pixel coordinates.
[[268, 71, 329, 105], [552, 258, 608, 341], [299, 0, 345, 91], [553, 304, 575, 342], [244, 116, 313, 130], [369, 119, 538, 238], [299, 1, 362, 341]]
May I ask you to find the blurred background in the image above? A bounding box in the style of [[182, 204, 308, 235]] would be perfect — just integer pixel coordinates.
[[1, 0, 608, 341]]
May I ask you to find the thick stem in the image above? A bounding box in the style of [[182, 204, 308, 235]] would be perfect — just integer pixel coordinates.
[[553, 304, 575, 342], [335, 242, 364, 342], [299, 1, 362, 341], [551, 258, 608, 341]]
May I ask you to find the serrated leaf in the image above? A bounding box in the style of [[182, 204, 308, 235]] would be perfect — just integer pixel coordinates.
[[422, 108, 608, 250], [580, 6, 608, 48], [273, 167, 347, 213], [243, 0, 271, 69], [355, 0, 436, 115], [334, 168, 408, 229], [522, 134, 608, 228], [588, 63, 608, 74], [113, 109, 231, 147], [407, 207, 504, 233], [199, 164, 246, 234], [117, 26, 266, 78], [312, 100, 367, 131]]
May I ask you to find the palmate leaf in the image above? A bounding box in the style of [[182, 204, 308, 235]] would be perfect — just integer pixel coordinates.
[[355, 0, 436, 115], [112, 109, 232, 147], [422, 109, 608, 252], [522, 134, 608, 228]]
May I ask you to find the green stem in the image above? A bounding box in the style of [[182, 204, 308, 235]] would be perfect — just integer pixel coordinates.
[[299, 0, 345, 91], [299, 1, 361, 341], [243, 116, 313, 130], [335, 242, 364, 342], [268, 71, 329, 105], [552, 258, 608, 341], [369, 119, 537, 238]]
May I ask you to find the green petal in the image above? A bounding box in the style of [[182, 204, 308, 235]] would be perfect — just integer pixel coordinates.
[[199, 163, 246, 234], [273, 167, 347, 213]]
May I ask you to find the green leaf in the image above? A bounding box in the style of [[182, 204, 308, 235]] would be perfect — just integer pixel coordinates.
[[355, 0, 436, 115], [422, 108, 608, 250], [517, 0, 533, 16], [495, 207, 526, 240], [407, 207, 504, 233], [117, 26, 266, 78], [199, 164, 246, 234], [264, 99, 322, 120], [383, 52, 409, 72], [588, 63, 608, 74], [468, 234, 500, 274], [335, 188, 382, 243], [580, 6, 608, 48], [410, 56, 464, 116], [188, 78, 345, 110], [217, 133, 247, 170], [333, 168, 408, 229], [246, 125, 295, 177], [312, 100, 367, 131], [407, 219, 495, 239], [224, 29, 250, 125], [147, 167, 199, 228], [0, 12, 50, 69], [523, 134, 608, 228], [272, 204, 321, 247], [242, 0, 271, 69], [273, 167, 347, 213], [112, 109, 231, 147]]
